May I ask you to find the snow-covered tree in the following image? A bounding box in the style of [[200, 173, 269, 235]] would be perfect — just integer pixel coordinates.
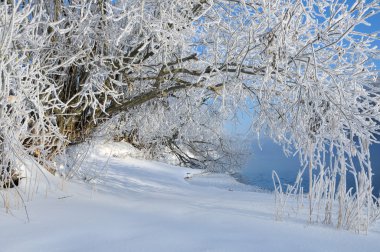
[[0, 0, 379, 230]]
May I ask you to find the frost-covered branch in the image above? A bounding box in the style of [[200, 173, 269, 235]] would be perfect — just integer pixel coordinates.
[[1, 0, 380, 231]]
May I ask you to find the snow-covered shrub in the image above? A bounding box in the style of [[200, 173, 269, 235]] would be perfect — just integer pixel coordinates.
[[0, 2, 66, 189], [104, 92, 251, 172]]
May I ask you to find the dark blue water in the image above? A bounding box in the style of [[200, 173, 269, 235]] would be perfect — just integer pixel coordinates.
[[238, 138, 380, 196]]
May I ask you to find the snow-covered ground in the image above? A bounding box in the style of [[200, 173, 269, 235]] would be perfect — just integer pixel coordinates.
[[1, 143, 379, 252]]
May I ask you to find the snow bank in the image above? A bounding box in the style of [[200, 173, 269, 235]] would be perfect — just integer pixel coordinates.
[[0, 143, 379, 252]]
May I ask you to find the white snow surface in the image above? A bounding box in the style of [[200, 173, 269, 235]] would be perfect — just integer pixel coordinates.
[[1, 142, 380, 252]]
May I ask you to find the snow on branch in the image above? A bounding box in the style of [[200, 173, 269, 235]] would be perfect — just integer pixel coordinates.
[[0, 0, 379, 231]]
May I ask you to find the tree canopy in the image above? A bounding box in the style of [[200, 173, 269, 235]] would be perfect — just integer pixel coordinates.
[[0, 0, 380, 230]]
